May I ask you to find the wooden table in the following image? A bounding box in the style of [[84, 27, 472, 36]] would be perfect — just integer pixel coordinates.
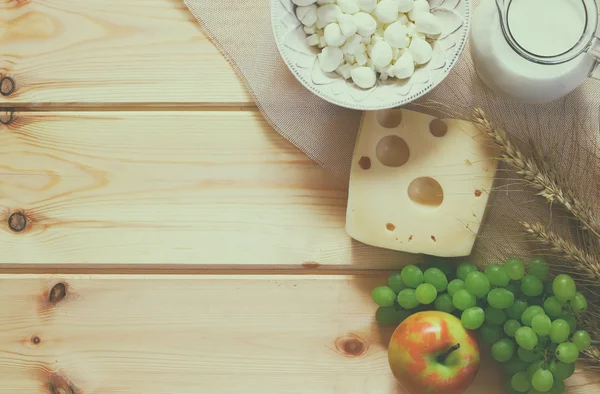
[[1, 0, 598, 392]]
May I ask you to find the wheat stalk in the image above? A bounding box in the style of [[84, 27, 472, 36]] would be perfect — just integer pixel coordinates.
[[472, 109, 600, 238], [521, 222, 600, 285], [522, 221, 600, 368], [582, 347, 600, 371]]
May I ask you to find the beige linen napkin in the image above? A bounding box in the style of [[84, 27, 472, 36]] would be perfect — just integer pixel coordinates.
[[184, 0, 600, 263]]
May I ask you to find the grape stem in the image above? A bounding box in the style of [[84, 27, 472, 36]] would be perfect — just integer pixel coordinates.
[[438, 344, 461, 363]]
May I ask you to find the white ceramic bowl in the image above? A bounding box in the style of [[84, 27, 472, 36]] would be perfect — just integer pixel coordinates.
[[271, 0, 471, 110]]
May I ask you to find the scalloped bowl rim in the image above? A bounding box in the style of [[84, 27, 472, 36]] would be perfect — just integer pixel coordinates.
[[271, 0, 472, 111]]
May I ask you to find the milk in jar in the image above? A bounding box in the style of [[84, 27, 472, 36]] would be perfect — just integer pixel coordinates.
[[470, 0, 600, 104]]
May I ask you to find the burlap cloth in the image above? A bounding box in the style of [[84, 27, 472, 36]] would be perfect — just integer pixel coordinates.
[[184, 0, 600, 264]]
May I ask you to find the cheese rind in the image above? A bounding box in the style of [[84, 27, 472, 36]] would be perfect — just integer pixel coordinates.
[[345, 109, 499, 257]]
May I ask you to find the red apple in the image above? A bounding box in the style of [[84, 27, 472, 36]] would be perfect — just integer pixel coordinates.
[[388, 311, 480, 394]]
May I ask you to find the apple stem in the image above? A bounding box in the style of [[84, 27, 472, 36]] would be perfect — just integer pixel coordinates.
[[437, 343, 461, 363]]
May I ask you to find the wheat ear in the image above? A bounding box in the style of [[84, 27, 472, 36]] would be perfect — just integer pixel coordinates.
[[582, 347, 600, 371], [472, 109, 600, 238], [521, 222, 600, 284]]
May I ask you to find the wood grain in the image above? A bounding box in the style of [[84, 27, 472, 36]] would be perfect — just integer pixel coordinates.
[[0, 111, 422, 267], [0, 274, 507, 394], [0, 0, 249, 106], [0, 274, 597, 394]]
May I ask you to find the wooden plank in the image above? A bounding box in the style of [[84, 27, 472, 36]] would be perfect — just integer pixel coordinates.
[[0, 0, 250, 106], [1, 274, 597, 393], [0, 274, 505, 394], [0, 111, 422, 267]]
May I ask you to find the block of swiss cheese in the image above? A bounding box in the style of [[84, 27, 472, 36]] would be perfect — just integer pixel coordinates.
[[346, 109, 500, 257]]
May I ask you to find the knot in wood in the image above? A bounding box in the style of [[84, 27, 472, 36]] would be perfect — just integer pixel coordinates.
[[335, 333, 368, 358], [302, 261, 320, 269], [8, 212, 27, 233], [32, 336, 41, 345], [49, 283, 67, 303], [0, 108, 14, 125], [48, 374, 76, 394], [0, 76, 16, 97]]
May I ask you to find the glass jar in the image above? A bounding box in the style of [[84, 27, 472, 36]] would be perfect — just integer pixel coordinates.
[[470, 0, 600, 104]]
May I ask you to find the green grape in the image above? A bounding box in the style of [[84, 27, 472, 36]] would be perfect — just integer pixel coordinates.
[[485, 264, 511, 287], [572, 330, 592, 350], [562, 314, 577, 334], [521, 275, 544, 297], [543, 297, 564, 318], [552, 274, 576, 303], [397, 289, 420, 309], [461, 307, 485, 330], [518, 347, 542, 362], [570, 292, 588, 313], [415, 283, 437, 304], [506, 281, 521, 297], [511, 371, 531, 393], [376, 306, 397, 325], [485, 305, 508, 326], [424, 268, 448, 292], [480, 323, 504, 344], [447, 279, 465, 297], [531, 314, 552, 336], [515, 326, 538, 350], [492, 338, 515, 362], [387, 272, 406, 293], [503, 356, 529, 376], [527, 257, 549, 280], [548, 359, 576, 381], [372, 286, 397, 307], [504, 319, 522, 337], [401, 265, 425, 288], [453, 289, 477, 311], [465, 271, 491, 298], [549, 319, 570, 343], [548, 380, 566, 394], [531, 368, 554, 392], [488, 288, 515, 309], [521, 306, 544, 326], [556, 342, 580, 363], [505, 258, 526, 280], [375, 306, 409, 325], [434, 293, 455, 313], [527, 360, 543, 379], [507, 299, 529, 320], [428, 257, 455, 277], [457, 262, 478, 281]]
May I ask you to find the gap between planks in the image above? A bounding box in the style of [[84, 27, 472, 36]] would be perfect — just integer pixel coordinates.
[[0, 265, 397, 276], [2, 103, 258, 112]]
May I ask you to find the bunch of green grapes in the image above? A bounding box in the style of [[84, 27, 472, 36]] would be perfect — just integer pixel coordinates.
[[371, 257, 593, 394]]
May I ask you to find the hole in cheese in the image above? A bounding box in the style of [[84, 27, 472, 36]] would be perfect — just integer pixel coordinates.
[[376, 136, 410, 167], [376, 110, 403, 128], [358, 156, 372, 170], [429, 119, 448, 137], [408, 177, 444, 208], [386, 223, 396, 231]]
